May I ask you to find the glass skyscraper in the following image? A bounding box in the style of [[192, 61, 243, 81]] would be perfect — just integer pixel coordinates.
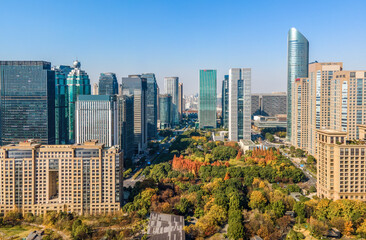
[[287, 28, 309, 141], [142, 73, 157, 140], [159, 94, 172, 129], [53, 66, 70, 144], [98, 73, 118, 95], [0, 61, 55, 145], [66, 61, 91, 142], [199, 70, 217, 129], [122, 76, 147, 153], [222, 75, 229, 128], [117, 95, 134, 160], [164, 77, 179, 126], [228, 68, 251, 141]]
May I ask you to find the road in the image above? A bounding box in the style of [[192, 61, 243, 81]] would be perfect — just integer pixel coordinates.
[[123, 128, 185, 189], [281, 150, 317, 186]]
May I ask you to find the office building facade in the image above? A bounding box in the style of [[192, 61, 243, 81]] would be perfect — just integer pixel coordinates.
[[0, 61, 55, 145], [92, 83, 99, 95], [117, 95, 134, 159], [199, 70, 217, 129], [0, 140, 122, 215], [53, 67, 69, 144], [251, 93, 287, 117], [98, 72, 118, 95], [178, 82, 184, 120], [228, 68, 251, 141], [222, 75, 229, 128], [75, 95, 118, 147], [287, 28, 309, 141], [66, 61, 91, 142], [159, 94, 172, 129], [142, 73, 158, 140], [164, 77, 179, 126], [122, 76, 147, 153]]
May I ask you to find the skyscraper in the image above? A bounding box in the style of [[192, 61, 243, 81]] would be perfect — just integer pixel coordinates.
[[159, 94, 172, 129], [0, 61, 55, 145], [164, 77, 179, 126], [117, 95, 134, 159], [142, 73, 158, 140], [199, 70, 217, 129], [291, 62, 343, 155], [287, 28, 309, 141], [53, 66, 69, 144], [92, 83, 99, 95], [251, 93, 287, 117], [75, 95, 118, 147], [98, 73, 118, 95], [178, 83, 184, 120], [228, 68, 251, 141], [222, 75, 229, 128], [66, 61, 91, 142], [122, 76, 147, 153]]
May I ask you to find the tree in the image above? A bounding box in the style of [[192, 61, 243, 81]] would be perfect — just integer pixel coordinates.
[[175, 198, 191, 215], [212, 146, 238, 160], [356, 219, 366, 237], [306, 155, 316, 165], [293, 202, 306, 223], [343, 221, 353, 236], [72, 219, 91, 240], [265, 133, 275, 142], [270, 201, 285, 218], [228, 221, 246, 240], [248, 191, 267, 211]]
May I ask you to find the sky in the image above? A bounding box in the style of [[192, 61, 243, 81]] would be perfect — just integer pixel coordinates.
[[0, 0, 366, 95]]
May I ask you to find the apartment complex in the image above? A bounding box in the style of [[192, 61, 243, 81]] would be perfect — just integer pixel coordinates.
[[0, 140, 123, 215], [291, 62, 343, 155], [316, 127, 366, 201]]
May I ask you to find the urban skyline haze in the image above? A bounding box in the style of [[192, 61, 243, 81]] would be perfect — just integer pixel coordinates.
[[0, 0, 365, 94]]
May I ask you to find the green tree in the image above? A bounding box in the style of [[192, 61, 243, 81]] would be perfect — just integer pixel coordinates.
[[293, 202, 306, 223], [270, 200, 285, 218], [248, 190, 267, 211], [212, 146, 238, 160], [265, 133, 275, 142]]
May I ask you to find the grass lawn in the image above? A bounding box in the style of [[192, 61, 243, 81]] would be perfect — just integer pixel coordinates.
[[0, 225, 41, 239]]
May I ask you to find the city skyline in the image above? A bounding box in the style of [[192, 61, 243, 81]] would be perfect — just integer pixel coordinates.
[[1, 0, 365, 95]]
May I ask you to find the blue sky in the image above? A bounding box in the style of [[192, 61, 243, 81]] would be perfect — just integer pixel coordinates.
[[1, 0, 365, 95]]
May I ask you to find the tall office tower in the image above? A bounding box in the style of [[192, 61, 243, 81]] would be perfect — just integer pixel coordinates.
[[0, 61, 55, 145], [330, 71, 366, 140], [53, 67, 69, 144], [178, 83, 184, 120], [117, 95, 134, 159], [287, 28, 309, 141], [0, 139, 123, 215], [142, 73, 158, 140], [251, 93, 287, 117], [164, 77, 179, 125], [118, 84, 122, 96], [157, 86, 160, 121], [291, 62, 343, 155], [75, 95, 118, 147], [228, 68, 251, 141], [92, 83, 99, 95], [159, 94, 172, 129], [222, 75, 229, 128], [199, 70, 217, 129], [122, 76, 147, 153], [66, 61, 91, 142], [99, 73, 118, 95]]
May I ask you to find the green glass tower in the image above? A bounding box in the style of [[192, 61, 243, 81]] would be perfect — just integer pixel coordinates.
[[67, 61, 91, 142], [199, 69, 217, 129]]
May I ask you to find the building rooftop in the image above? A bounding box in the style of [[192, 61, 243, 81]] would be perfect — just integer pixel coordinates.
[[316, 129, 347, 135]]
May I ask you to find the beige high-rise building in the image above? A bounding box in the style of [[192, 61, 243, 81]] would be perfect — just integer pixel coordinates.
[[291, 62, 343, 155], [316, 126, 366, 200], [330, 71, 366, 140], [92, 83, 99, 95], [0, 140, 123, 215]]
